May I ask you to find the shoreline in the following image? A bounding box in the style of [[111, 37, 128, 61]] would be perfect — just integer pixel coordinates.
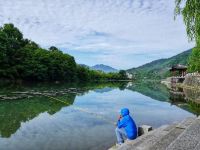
[[161, 77, 200, 91]]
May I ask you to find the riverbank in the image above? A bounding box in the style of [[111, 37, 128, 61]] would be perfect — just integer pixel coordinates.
[[109, 116, 200, 150], [161, 73, 200, 90]]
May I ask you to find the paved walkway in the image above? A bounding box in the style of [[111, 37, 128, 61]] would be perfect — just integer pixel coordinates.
[[109, 117, 200, 150]]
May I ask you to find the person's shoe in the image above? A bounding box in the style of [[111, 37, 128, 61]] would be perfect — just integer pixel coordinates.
[[116, 143, 123, 147]]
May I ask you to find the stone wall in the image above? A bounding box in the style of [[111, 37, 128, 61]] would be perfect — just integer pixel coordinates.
[[184, 73, 200, 87], [183, 88, 200, 104]]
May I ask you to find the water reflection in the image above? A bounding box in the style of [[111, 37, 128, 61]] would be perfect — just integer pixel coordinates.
[[0, 94, 76, 138], [0, 81, 199, 150], [169, 83, 200, 116], [127, 81, 170, 101], [0, 82, 127, 138], [127, 81, 200, 116]]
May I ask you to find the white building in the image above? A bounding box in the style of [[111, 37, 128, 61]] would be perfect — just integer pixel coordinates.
[[126, 73, 133, 79]]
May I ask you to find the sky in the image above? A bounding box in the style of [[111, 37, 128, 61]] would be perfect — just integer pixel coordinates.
[[0, 0, 194, 69]]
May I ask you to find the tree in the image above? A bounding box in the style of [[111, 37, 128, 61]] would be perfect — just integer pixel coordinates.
[[76, 65, 90, 81], [0, 23, 26, 79], [119, 70, 127, 79], [175, 0, 200, 72], [0, 23, 125, 82], [49, 46, 61, 52], [175, 0, 200, 46], [188, 47, 200, 72]]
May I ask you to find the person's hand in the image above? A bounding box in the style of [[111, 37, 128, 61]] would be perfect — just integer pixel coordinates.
[[118, 115, 122, 120]]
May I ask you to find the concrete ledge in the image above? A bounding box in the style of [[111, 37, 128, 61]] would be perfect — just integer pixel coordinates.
[[109, 117, 199, 150]]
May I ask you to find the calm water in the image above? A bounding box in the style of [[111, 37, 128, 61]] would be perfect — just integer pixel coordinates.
[[0, 82, 197, 150]]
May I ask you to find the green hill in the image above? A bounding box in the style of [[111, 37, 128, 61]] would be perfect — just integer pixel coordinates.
[[127, 49, 192, 79]]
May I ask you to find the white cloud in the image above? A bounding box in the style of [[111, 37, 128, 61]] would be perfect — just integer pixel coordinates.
[[0, 0, 194, 69]]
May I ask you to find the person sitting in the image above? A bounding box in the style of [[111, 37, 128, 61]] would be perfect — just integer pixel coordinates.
[[115, 108, 137, 145]]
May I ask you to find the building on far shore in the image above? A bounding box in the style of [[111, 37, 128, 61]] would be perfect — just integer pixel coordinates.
[[126, 72, 133, 79], [170, 64, 187, 77], [169, 64, 187, 84]]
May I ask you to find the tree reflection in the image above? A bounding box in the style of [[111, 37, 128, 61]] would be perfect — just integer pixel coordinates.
[[0, 82, 128, 138]]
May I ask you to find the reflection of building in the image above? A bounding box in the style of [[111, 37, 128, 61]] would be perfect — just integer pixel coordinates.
[[126, 82, 133, 88], [170, 64, 187, 84], [169, 88, 186, 105]]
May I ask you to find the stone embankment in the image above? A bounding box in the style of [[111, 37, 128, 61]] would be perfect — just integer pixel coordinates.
[[184, 73, 200, 88], [109, 117, 200, 150], [161, 72, 200, 89]]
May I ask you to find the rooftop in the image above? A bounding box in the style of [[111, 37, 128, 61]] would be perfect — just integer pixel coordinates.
[[170, 64, 187, 71]]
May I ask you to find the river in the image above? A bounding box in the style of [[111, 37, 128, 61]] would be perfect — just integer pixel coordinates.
[[0, 81, 198, 150]]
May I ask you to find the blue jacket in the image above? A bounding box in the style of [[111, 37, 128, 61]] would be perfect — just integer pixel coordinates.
[[117, 108, 137, 139]]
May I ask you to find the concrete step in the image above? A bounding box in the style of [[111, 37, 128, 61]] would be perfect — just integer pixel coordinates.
[[148, 117, 195, 150], [194, 142, 200, 150], [148, 125, 183, 150], [109, 117, 197, 150], [176, 117, 196, 129], [166, 117, 200, 150], [114, 125, 171, 150]]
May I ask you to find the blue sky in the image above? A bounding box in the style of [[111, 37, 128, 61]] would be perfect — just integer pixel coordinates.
[[0, 0, 194, 69]]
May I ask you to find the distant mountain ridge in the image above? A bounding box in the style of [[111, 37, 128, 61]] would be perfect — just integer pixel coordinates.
[[127, 49, 192, 79], [79, 64, 118, 73], [91, 64, 118, 73]]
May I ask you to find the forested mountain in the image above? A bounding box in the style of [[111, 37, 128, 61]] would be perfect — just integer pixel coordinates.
[[0, 24, 126, 82], [127, 49, 192, 79]]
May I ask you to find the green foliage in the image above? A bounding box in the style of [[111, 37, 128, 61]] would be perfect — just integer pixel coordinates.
[[127, 49, 192, 79], [118, 70, 127, 79], [175, 0, 200, 72], [188, 47, 200, 72], [0, 23, 124, 82], [0, 24, 27, 79], [175, 0, 200, 46]]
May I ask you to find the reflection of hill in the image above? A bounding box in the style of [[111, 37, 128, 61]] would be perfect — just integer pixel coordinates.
[[94, 87, 114, 93], [128, 81, 200, 116], [78, 82, 128, 91], [127, 81, 170, 102], [0, 94, 75, 138]]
